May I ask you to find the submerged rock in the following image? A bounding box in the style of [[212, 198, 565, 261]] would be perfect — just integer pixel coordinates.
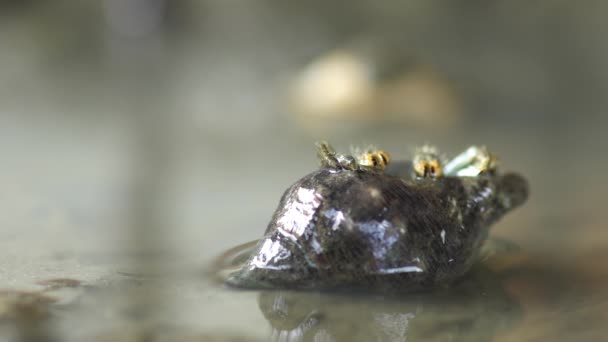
[[225, 144, 528, 291]]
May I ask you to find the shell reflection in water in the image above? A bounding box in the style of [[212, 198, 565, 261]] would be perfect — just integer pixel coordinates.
[[258, 266, 520, 341], [224, 143, 528, 292]]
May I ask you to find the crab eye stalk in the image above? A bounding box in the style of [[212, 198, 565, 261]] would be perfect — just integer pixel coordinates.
[[316, 141, 340, 168]]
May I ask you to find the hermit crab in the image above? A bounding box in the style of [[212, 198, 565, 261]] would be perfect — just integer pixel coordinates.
[[224, 142, 528, 292]]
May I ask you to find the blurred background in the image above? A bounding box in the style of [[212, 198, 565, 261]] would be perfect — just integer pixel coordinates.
[[0, 1, 607, 341]]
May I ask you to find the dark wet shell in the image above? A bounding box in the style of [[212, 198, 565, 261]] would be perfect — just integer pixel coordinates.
[[226, 168, 528, 291]]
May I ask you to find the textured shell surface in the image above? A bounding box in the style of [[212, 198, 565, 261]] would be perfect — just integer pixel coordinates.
[[225, 152, 528, 292]]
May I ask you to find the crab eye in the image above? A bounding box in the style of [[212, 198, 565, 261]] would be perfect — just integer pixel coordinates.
[[414, 161, 427, 177], [373, 151, 390, 169], [428, 160, 443, 177], [414, 160, 443, 178], [357, 150, 390, 170]]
